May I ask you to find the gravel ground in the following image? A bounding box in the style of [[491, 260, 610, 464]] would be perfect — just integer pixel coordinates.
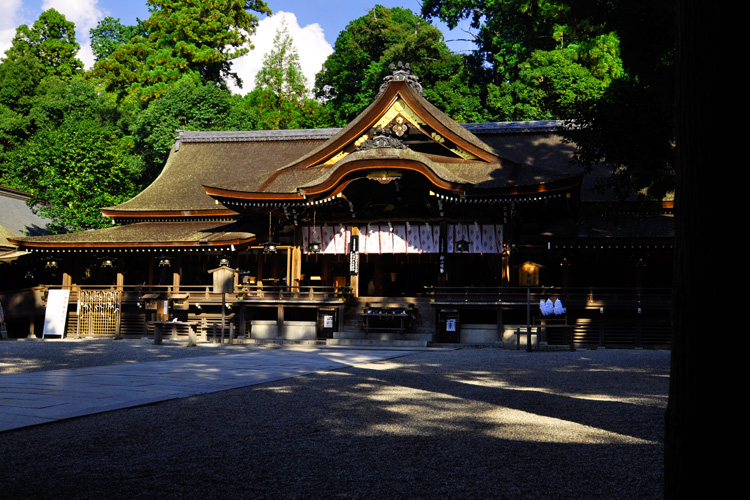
[[0, 340, 670, 500], [0, 338, 277, 375]]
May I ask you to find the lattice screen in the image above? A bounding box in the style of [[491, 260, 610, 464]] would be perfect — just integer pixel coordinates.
[[77, 290, 121, 338]]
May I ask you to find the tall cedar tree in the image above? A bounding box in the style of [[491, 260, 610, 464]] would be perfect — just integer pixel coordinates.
[[91, 0, 271, 102]]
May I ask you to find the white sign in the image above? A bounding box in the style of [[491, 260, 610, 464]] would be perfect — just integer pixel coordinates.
[[446, 318, 456, 332], [324, 315, 334, 328], [42, 289, 70, 338]]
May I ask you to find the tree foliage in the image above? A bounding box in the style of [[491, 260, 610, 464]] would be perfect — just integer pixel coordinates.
[[422, 0, 674, 199], [134, 79, 254, 181], [315, 5, 483, 126], [246, 19, 330, 130], [2, 77, 141, 232], [255, 21, 308, 105], [2, 8, 84, 83], [89, 16, 148, 63], [0, 9, 85, 154], [91, 0, 271, 102]]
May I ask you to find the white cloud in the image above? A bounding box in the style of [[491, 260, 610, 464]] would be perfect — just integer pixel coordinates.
[[228, 11, 333, 96], [0, 0, 24, 57]]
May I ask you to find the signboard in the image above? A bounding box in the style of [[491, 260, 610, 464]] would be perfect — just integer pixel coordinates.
[[324, 315, 334, 328], [42, 289, 70, 338], [349, 234, 359, 275], [446, 318, 457, 332]]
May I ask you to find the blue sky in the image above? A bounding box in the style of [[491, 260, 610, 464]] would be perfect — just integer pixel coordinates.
[[1, 1, 475, 94]]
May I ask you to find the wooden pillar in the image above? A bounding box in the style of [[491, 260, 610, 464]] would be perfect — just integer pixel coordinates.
[[277, 304, 284, 339], [116, 272, 124, 291], [62, 273, 72, 288], [290, 245, 302, 289]]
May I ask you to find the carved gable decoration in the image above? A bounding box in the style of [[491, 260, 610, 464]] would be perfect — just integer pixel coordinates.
[[286, 64, 500, 172]]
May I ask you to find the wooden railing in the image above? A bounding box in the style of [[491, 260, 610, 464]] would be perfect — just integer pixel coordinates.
[[20, 284, 352, 305], [237, 284, 353, 302], [425, 286, 672, 310]]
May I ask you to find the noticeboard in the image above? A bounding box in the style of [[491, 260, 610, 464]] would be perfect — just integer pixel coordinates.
[[42, 289, 70, 338]]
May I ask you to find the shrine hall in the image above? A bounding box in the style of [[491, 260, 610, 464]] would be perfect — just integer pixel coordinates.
[[2, 65, 673, 348]]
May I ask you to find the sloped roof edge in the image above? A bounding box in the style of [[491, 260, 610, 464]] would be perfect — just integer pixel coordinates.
[[9, 220, 256, 249]]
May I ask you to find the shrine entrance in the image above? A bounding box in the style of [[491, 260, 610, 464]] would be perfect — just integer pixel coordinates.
[[358, 254, 440, 297]]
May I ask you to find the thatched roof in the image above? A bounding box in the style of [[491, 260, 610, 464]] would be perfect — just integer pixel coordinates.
[[103, 77, 582, 219], [8, 220, 255, 249]]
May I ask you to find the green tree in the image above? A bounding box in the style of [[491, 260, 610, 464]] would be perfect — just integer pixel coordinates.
[[487, 44, 614, 121], [422, 0, 673, 200], [247, 19, 329, 130], [255, 21, 308, 108], [89, 16, 148, 62], [315, 5, 482, 126], [422, 0, 620, 85], [91, 0, 271, 102], [3, 78, 141, 232], [0, 9, 88, 157], [2, 8, 84, 83], [134, 79, 253, 181], [0, 55, 45, 153], [11, 119, 140, 232]]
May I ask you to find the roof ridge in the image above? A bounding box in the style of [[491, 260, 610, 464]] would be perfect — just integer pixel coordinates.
[[174, 121, 568, 145]]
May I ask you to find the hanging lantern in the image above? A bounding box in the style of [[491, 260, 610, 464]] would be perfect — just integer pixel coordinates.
[[263, 212, 277, 254], [308, 211, 321, 253]]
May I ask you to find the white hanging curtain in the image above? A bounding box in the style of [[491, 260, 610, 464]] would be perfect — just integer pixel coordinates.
[[321, 225, 336, 254], [379, 225, 394, 253], [406, 223, 421, 253], [334, 224, 349, 254], [393, 224, 408, 253], [365, 225, 380, 254], [420, 224, 435, 253], [299, 223, 502, 254]]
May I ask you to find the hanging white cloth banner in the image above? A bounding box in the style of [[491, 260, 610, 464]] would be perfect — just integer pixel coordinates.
[[495, 225, 504, 253], [406, 223, 421, 253], [420, 224, 435, 253], [334, 224, 349, 254], [302, 226, 310, 251], [392, 224, 408, 253], [300, 223, 503, 254], [379, 225, 394, 253], [481, 224, 497, 254], [453, 223, 468, 252], [469, 224, 482, 253], [321, 225, 336, 254], [365, 225, 380, 254]]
